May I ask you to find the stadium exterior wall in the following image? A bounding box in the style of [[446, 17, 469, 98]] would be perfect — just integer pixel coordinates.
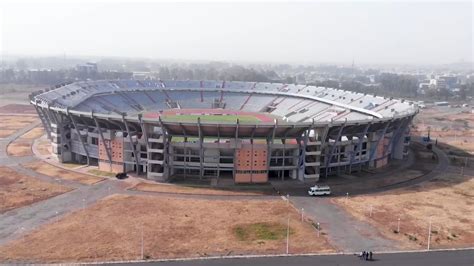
[[31, 102, 415, 184]]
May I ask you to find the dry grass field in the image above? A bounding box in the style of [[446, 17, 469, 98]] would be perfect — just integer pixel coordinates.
[[22, 161, 104, 185], [7, 127, 45, 156], [0, 104, 37, 115], [131, 182, 270, 196], [412, 107, 474, 154], [20, 127, 44, 139], [0, 115, 38, 138], [6, 141, 32, 157], [35, 138, 52, 156], [0, 166, 71, 213], [332, 172, 474, 250], [0, 194, 333, 263]]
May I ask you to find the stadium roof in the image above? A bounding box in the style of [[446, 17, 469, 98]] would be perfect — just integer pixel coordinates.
[[31, 80, 418, 124]]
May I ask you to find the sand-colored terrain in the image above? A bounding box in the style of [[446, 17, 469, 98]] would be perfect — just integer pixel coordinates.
[[0, 166, 71, 213], [20, 127, 45, 139], [6, 141, 32, 156], [332, 172, 474, 249], [412, 107, 474, 155], [22, 161, 104, 185], [36, 138, 52, 156], [0, 129, 17, 138], [0, 194, 333, 263], [131, 182, 271, 196], [0, 115, 38, 137], [7, 127, 45, 157], [0, 115, 38, 138], [0, 104, 37, 115]]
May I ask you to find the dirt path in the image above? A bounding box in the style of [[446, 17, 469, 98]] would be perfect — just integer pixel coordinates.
[[291, 196, 399, 252]]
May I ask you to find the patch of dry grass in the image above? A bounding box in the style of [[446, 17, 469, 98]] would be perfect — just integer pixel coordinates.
[[131, 182, 269, 196], [332, 173, 474, 249], [7, 141, 33, 156], [7, 126, 45, 156], [21, 127, 44, 139], [0, 194, 334, 263], [0, 129, 17, 138], [23, 161, 104, 185], [0, 115, 38, 138], [36, 139, 52, 156], [0, 166, 71, 213]]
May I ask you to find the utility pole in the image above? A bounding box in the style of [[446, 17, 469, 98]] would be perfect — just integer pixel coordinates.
[[317, 222, 320, 237], [141, 225, 144, 260], [286, 215, 290, 254], [397, 217, 401, 233], [301, 208, 304, 222], [427, 217, 432, 250]]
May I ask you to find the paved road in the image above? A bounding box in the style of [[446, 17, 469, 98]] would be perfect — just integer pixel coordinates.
[[291, 196, 398, 252], [121, 249, 474, 266]]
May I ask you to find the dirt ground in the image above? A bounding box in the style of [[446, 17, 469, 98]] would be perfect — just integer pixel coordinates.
[[0, 129, 17, 138], [20, 127, 44, 139], [7, 127, 45, 157], [0, 166, 71, 214], [332, 171, 474, 250], [22, 161, 104, 185], [412, 106, 474, 154], [131, 182, 271, 196], [0, 194, 333, 263], [7, 141, 32, 156], [36, 138, 52, 156], [0, 104, 37, 114], [0, 115, 38, 138]]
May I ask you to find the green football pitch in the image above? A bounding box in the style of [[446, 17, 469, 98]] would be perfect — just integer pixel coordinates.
[[161, 114, 261, 123]]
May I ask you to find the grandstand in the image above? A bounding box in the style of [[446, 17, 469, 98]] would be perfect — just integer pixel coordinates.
[[30, 80, 418, 184]]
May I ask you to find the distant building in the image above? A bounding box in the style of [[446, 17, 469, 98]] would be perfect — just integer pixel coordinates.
[[76, 62, 98, 74], [434, 101, 449, 106], [418, 82, 430, 94], [132, 71, 154, 80]]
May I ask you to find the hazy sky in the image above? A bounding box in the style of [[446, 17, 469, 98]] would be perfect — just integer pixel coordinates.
[[0, 1, 472, 65]]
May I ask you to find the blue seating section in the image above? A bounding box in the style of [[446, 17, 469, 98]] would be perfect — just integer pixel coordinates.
[[34, 79, 412, 122]]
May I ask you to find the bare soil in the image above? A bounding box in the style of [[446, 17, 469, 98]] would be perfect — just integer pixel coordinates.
[[0, 129, 17, 138], [412, 107, 474, 154], [7, 141, 33, 156], [0, 194, 333, 263], [0, 115, 37, 132], [36, 138, 52, 156], [21, 127, 44, 139], [332, 172, 474, 250], [7, 127, 45, 157], [0, 166, 71, 214], [23, 161, 104, 185], [131, 182, 270, 196], [0, 104, 37, 114]]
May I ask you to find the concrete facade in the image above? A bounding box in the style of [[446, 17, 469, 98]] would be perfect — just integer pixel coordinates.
[[30, 80, 418, 184]]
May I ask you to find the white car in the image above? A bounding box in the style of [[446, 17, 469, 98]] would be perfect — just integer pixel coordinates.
[[308, 185, 331, 196]]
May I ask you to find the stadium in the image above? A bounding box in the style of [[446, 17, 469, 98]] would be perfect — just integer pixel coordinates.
[[29, 80, 418, 184]]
